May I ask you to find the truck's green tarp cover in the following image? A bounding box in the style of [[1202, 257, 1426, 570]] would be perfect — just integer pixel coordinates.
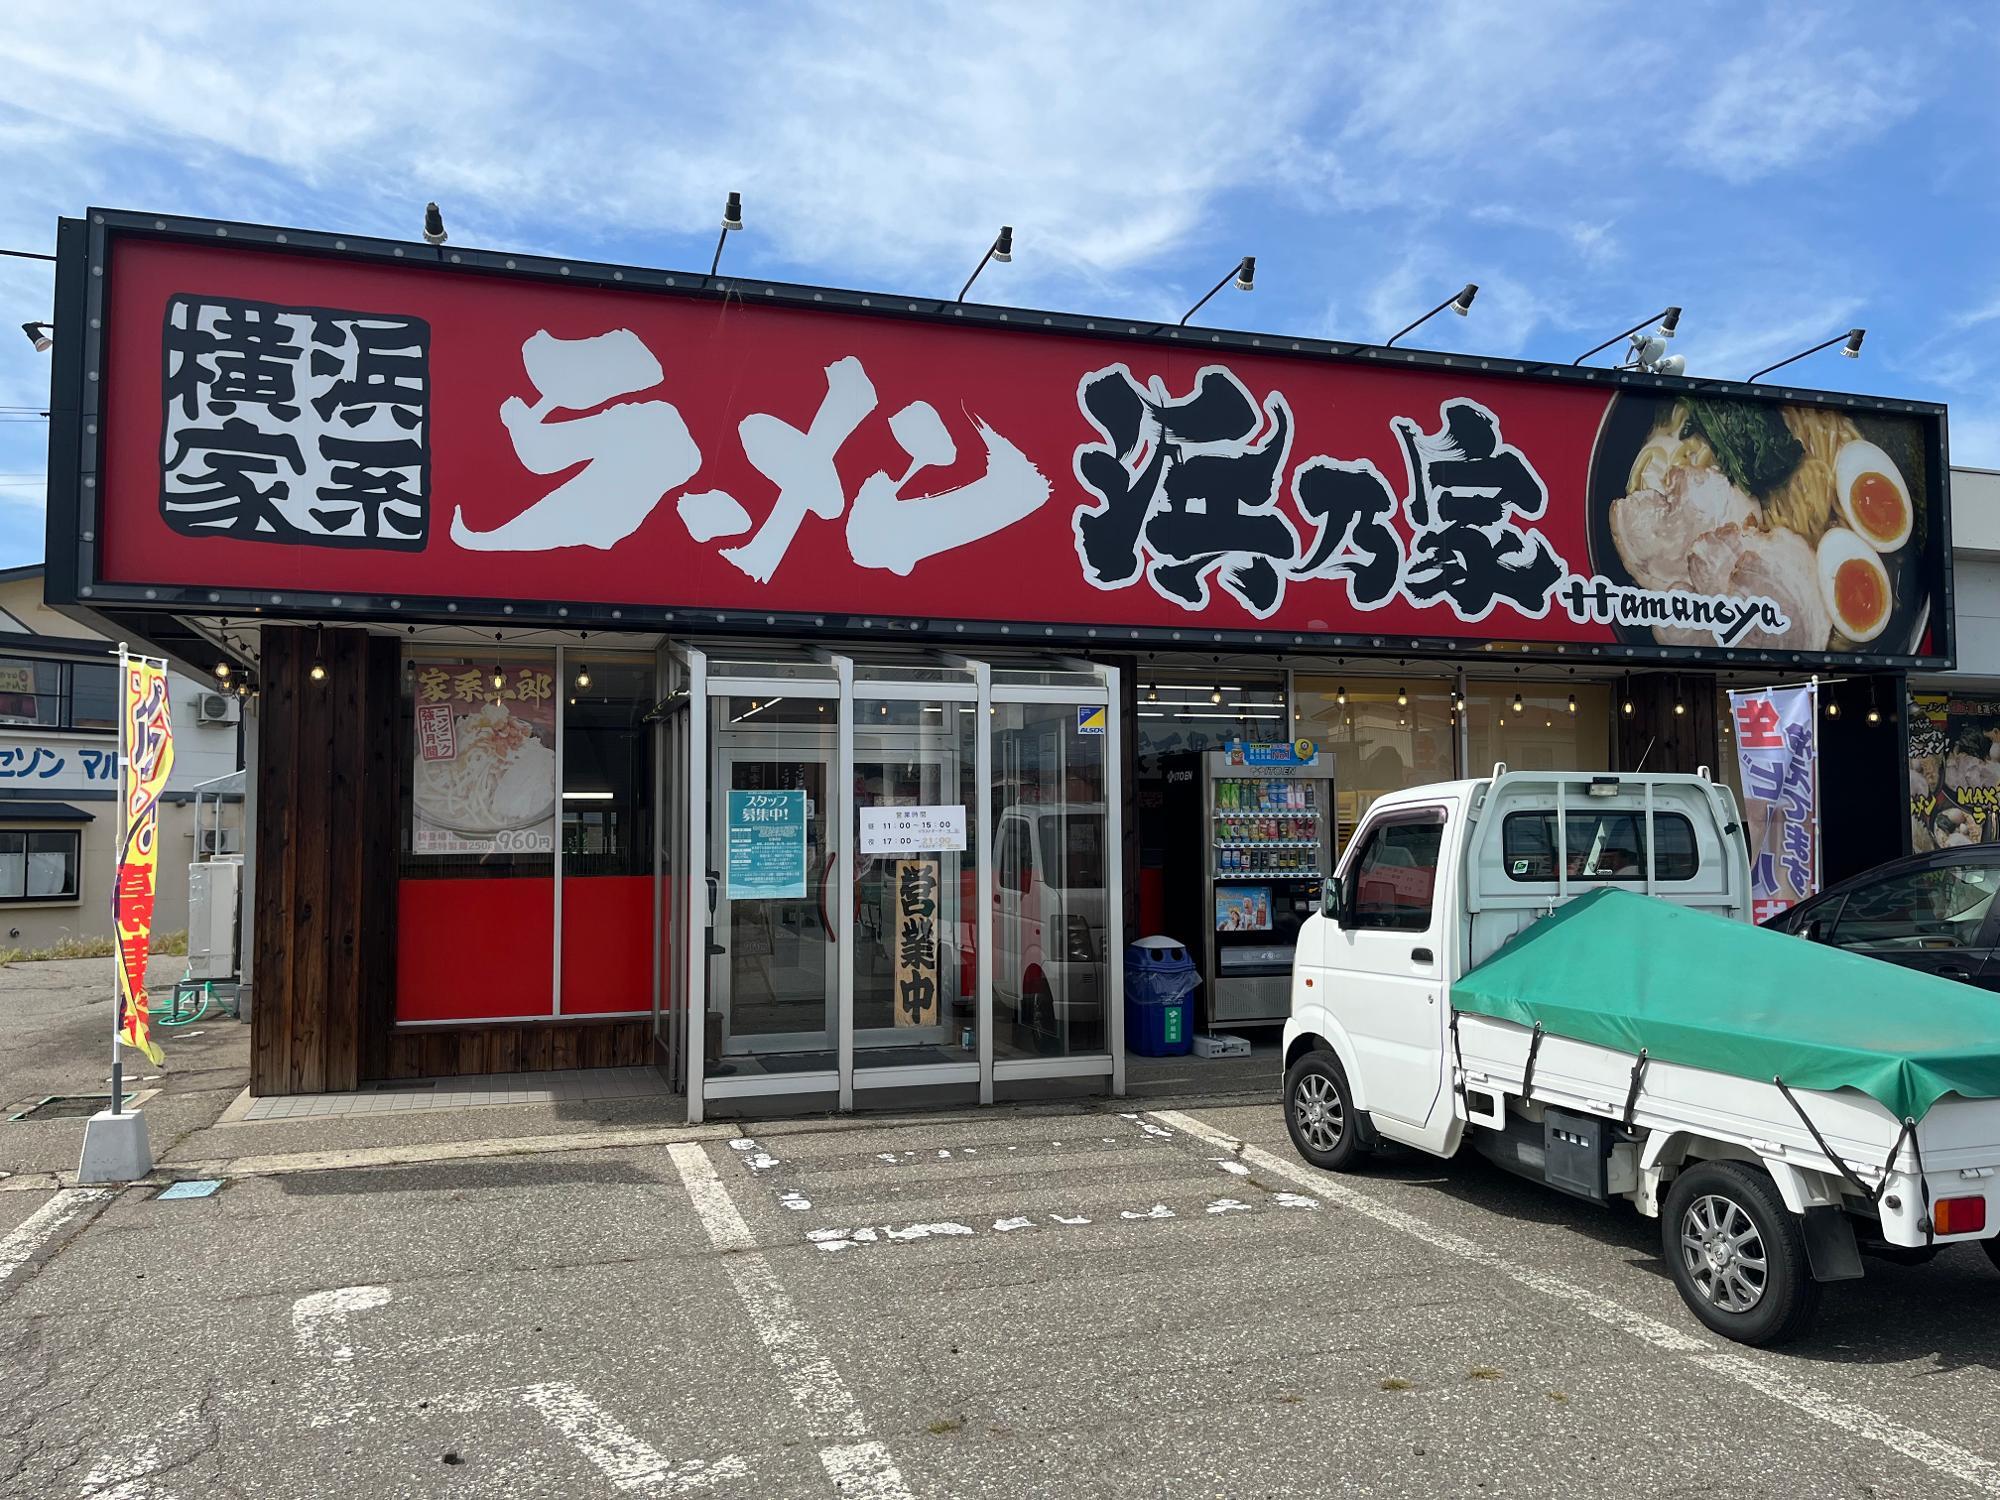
[[1451, 888, 2000, 1122]]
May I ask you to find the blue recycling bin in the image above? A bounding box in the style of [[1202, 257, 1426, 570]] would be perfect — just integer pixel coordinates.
[[1125, 937, 1197, 1057]]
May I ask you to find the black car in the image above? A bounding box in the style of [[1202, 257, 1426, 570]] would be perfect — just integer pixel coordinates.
[[1761, 846, 2000, 992]]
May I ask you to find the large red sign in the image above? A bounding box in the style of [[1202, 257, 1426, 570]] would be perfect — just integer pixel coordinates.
[[74, 227, 1950, 663]]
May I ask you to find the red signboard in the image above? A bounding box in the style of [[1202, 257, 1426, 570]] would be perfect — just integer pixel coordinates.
[[65, 218, 1951, 664]]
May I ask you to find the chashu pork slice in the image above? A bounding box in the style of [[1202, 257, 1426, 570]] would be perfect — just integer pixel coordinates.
[[1609, 464, 1758, 591], [1685, 522, 1830, 651]]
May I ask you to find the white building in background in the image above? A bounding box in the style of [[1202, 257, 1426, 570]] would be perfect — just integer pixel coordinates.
[[1930, 467, 2000, 691], [0, 563, 242, 951]]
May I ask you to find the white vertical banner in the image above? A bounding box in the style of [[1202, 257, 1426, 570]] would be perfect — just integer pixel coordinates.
[[1727, 683, 1820, 923]]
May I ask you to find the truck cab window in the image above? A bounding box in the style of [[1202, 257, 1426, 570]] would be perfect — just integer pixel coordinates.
[[1345, 817, 1443, 932]]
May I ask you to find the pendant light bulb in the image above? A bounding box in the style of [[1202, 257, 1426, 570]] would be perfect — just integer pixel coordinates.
[[1622, 698, 1634, 715], [1336, 685, 1347, 706], [1397, 686, 1408, 707], [1567, 694, 1577, 714], [215, 661, 230, 680], [1511, 691, 1524, 714], [575, 665, 591, 690], [309, 660, 326, 683], [1210, 688, 1222, 705], [1827, 699, 1840, 718], [491, 666, 505, 691]]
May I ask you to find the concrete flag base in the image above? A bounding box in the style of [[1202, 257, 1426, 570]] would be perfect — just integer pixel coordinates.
[[78, 1109, 153, 1184]]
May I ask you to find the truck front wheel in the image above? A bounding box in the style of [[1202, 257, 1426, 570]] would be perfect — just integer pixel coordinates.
[[1284, 1050, 1366, 1172], [1662, 1160, 1820, 1346]]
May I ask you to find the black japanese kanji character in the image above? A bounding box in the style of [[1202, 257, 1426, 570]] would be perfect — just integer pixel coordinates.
[[312, 320, 428, 429], [162, 417, 307, 535], [897, 862, 938, 918], [1072, 365, 1299, 619], [1291, 458, 1405, 607], [898, 915, 937, 970], [1395, 399, 1561, 621], [897, 972, 937, 1024], [313, 435, 427, 538]]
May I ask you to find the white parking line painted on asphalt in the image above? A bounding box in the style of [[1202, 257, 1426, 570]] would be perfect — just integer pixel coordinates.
[[667, 1141, 916, 1500], [291, 1284, 392, 1362], [0, 1188, 112, 1291], [521, 1381, 748, 1494], [1152, 1109, 2000, 1498]]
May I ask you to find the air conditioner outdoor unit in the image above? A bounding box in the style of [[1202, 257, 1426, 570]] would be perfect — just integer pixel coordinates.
[[196, 692, 241, 725], [197, 828, 241, 856]]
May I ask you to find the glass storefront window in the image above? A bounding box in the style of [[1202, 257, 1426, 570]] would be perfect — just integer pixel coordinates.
[[562, 653, 655, 1015], [993, 699, 1109, 1060], [1464, 682, 1612, 778], [1294, 677, 1454, 850], [852, 698, 978, 1072], [396, 647, 559, 1023]]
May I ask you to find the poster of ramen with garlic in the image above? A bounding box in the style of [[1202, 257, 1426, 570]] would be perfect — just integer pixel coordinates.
[[410, 658, 558, 856]]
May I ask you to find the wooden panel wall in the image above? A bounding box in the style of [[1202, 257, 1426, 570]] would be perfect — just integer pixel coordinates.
[[1614, 671, 1719, 776], [251, 626, 400, 1095]]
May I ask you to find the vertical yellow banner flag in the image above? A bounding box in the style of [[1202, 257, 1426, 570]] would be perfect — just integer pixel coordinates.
[[115, 658, 174, 1066]]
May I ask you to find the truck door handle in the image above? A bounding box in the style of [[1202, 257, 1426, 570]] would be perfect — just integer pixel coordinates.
[[1411, 947, 1434, 964], [1940, 967, 1972, 980]]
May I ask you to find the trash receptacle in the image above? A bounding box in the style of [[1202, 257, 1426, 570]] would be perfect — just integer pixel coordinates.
[[1125, 937, 1197, 1057]]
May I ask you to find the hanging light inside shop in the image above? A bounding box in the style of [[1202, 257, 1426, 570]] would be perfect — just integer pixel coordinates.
[[491, 665, 505, 691], [1867, 681, 1881, 724], [575, 664, 591, 691], [1397, 686, 1408, 706], [1147, 686, 1158, 702], [1336, 685, 1347, 706], [1210, 688, 1222, 704], [309, 626, 326, 683], [1511, 690, 1524, 714], [215, 660, 230, 680], [1567, 694, 1577, 715], [1826, 696, 1840, 718]]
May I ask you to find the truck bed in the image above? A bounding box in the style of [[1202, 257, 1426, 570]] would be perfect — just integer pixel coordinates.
[[1453, 1011, 2000, 1249]]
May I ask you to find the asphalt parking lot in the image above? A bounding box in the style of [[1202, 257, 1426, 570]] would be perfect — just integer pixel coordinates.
[[3, 1098, 1998, 1499]]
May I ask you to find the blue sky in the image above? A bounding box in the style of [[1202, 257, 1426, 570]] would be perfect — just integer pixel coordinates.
[[3, 0, 1997, 570]]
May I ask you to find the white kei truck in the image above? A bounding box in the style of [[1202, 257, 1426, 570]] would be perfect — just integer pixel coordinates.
[[1283, 768, 2000, 1345]]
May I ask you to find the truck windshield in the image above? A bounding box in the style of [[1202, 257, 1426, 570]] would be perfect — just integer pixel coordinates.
[[1038, 814, 1105, 890]]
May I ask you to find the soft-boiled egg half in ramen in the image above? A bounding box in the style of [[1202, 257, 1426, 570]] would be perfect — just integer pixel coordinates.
[[1817, 526, 1893, 643], [1833, 439, 1912, 552]]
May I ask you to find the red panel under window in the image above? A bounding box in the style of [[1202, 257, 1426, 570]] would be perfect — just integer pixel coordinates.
[[561, 876, 655, 1015], [395, 878, 555, 1022]]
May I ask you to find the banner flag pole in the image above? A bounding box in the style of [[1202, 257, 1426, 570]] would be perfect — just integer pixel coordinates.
[[110, 641, 127, 1117]]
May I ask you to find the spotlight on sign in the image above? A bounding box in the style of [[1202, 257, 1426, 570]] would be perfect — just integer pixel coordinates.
[[1385, 283, 1478, 347], [710, 190, 745, 278], [957, 225, 1015, 302], [1748, 328, 1866, 383], [1180, 256, 1257, 326], [422, 202, 447, 246]]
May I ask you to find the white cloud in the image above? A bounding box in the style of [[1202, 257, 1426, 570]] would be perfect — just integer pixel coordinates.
[[1681, 23, 1922, 184]]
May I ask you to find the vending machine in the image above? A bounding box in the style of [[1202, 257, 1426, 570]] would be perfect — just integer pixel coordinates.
[[1161, 743, 1338, 1031]]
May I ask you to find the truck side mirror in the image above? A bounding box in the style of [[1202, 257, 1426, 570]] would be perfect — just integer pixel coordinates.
[[1321, 878, 1340, 924]]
